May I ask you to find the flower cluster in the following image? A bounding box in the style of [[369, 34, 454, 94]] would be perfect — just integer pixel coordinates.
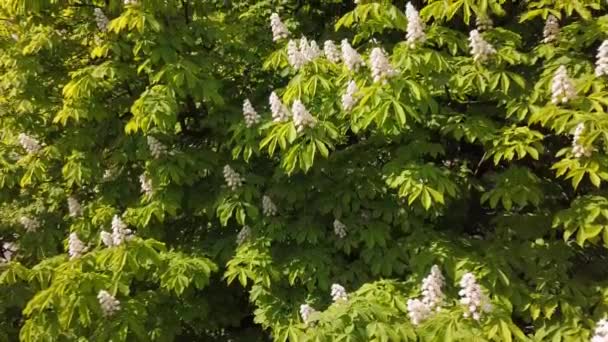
[[571, 123, 592, 158], [421, 265, 445, 311], [330, 283, 348, 302], [333, 219, 348, 239], [270, 13, 289, 42], [595, 40, 608, 77], [139, 173, 153, 196], [542, 15, 559, 44], [407, 298, 431, 326], [405, 3, 425, 48], [67, 196, 83, 217], [147, 136, 166, 158], [236, 225, 251, 245], [98, 290, 120, 317], [287, 37, 322, 70], [262, 195, 277, 216], [407, 265, 445, 325], [476, 15, 493, 31], [242, 99, 261, 127], [369, 48, 397, 83], [292, 100, 316, 133], [468, 30, 496, 62], [20, 216, 40, 232], [341, 39, 364, 71], [68, 232, 88, 260], [324, 40, 341, 63], [93, 8, 109, 31], [551, 65, 576, 104], [592, 319, 608, 342], [459, 272, 493, 321], [299, 304, 317, 325], [223, 165, 243, 190], [18, 133, 41, 153], [341, 80, 359, 112], [101, 215, 133, 247], [1, 242, 18, 262], [269, 92, 290, 122]]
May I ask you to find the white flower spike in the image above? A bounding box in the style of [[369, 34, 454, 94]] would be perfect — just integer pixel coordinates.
[[333, 219, 348, 238], [324, 40, 341, 63], [270, 13, 289, 42], [405, 3, 425, 48], [223, 165, 243, 190], [369, 48, 397, 83], [292, 100, 316, 133], [459, 272, 493, 321], [542, 15, 559, 44], [468, 30, 496, 62], [242, 99, 261, 127], [98, 290, 120, 317], [68, 232, 88, 260], [330, 283, 348, 302], [341, 80, 359, 112], [551, 65, 576, 105], [341, 39, 364, 71], [595, 40, 608, 77]]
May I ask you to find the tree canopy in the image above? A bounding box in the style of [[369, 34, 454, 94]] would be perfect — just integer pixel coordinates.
[[1, 0, 608, 341]]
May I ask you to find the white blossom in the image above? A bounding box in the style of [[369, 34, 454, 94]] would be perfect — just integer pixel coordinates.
[[93, 8, 109, 31], [292, 100, 316, 133], [147, 136, 166, 158], [459, 272, 493, 321], [20, 216, 40, 232], [287, 37, 322, 70], [18, 133, 41, 153], [407, 298, 431, 326], [270, 13, 289, 42], [300, 37, 322, 62], [269, 92, 290, 123], [101, 215, 133, 247], [551, 65, 576, 104], [262, 195, 277, 216], [595, 40, 608, 77], [68, 232, 88, 260], [98, 290, 120, 317], [299, 304, 317, 324], [476, 15, 493, 31], [572, 123, 592, 158], [341, 39, 364, 71], [591, 318, 608, 342], [223, 165, 243, 190], [421, 265, 445, 311], [405, 3, 425, 48], [287, 40, 306, 69], [542, 15, 559, 44], [341, 80, 359, 112], [139, 173, 153, 196], [11, 33, 18, 41], [242, 99, 261, 127], [406, 265, 445, 325], [330, 283, 348, 302], [333, 219, 348, 238], [67, 196, 83, 217], [468, 29, 496, 62], [369, 48, 397, 83], [324, 40, 341, 63], [1, 242, 18, 262], [236, 225, 251, 245], [100, 231, 113, 247]]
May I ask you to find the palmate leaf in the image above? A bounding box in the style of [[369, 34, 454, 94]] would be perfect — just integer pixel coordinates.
[[384, 162, 458, 210]]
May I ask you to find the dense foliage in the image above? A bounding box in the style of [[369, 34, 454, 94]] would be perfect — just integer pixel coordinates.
[[1, 0, 608, 341]]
